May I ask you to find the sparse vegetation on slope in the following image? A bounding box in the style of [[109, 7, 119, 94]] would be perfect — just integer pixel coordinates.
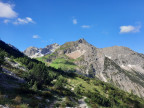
[[0, 40, 144, 108], [50, 57, 77, 72]]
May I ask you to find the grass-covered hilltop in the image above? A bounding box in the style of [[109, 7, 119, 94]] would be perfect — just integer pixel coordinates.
[[0, 39, 144, 108]]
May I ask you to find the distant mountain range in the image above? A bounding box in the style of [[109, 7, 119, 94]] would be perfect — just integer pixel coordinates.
[[24, 39, 144, 97]]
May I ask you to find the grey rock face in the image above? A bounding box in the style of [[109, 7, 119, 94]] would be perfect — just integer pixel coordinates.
[[102, 57, 144, 97], [24, 47, 39, 57], [49, 39, 144, 97], [24, 43, 60, 58], [101, 46, 144, 97], [101, 46, 144, 68]]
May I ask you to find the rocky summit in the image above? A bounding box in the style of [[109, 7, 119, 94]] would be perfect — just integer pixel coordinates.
[[24, 43, 60, 58], [36, 39, 144, 97]]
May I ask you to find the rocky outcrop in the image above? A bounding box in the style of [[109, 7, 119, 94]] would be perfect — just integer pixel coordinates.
[[101, 46, 144, 74], [0, 105, 9, 108], [24, 43, 60, 58]]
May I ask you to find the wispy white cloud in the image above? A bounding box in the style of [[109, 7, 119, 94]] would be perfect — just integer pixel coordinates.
[[33, 35, 40, 39], [0, 2, 17, 18], [73, 19, 77, 24], [120, 25, 141, 33], [13, 17, 34, 25], [81, 25, 90, 28]]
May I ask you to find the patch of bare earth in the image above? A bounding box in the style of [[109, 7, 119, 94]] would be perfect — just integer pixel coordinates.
[[66, 50, 86, 59]]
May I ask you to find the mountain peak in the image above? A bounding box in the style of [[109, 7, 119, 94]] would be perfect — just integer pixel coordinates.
[[24, 43, 60, 58], [77, 38, 87, 44]]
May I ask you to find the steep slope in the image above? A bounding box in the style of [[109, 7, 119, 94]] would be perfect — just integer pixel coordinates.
[[24, 43, 60, 58], [1, 39, 144, 108], [37, 39, 144, 97], [101, 46, 144, 97], [103, 57, 144, 97]]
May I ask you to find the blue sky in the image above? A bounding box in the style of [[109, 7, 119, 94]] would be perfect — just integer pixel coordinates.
[[0, 0, 144, 53]]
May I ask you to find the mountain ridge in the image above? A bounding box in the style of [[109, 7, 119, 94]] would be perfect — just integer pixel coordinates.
[[33, 38, 144, 98], [1, 39, 144, 107], [24, 43, 60, 58]]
